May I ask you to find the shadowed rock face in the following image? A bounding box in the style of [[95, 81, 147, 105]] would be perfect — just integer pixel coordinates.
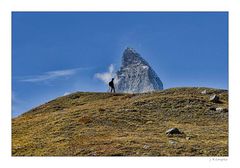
[[115, 48, 163, 93]]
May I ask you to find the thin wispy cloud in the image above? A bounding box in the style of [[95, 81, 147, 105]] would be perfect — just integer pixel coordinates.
[[19, 68, 85, 82], [95, 64, 116, 84]]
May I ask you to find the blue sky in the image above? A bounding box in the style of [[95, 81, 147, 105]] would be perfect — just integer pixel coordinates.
[[12, 12, 228, 117]]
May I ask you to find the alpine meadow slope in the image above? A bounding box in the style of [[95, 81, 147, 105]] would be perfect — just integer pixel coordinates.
[[12, 87, 228, 156]]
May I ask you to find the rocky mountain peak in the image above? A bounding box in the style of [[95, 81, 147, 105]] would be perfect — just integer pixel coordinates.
[[122, 47, 149, 67], [115, 48, 163, 93]]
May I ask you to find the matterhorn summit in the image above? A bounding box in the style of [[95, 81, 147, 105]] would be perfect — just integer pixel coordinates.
[[115, 47, 163, 93]]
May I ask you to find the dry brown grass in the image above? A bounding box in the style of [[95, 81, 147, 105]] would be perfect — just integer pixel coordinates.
[[12, 87, 228, 156]]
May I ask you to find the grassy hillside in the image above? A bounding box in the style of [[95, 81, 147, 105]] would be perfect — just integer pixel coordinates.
[[12, 87, 228, 156]]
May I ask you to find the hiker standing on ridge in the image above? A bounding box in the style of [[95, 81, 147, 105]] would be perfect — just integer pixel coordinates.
[[109, 78, 115, 93]]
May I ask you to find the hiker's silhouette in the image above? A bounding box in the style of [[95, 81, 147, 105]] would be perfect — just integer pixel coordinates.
[[109, 78, 115, 93]]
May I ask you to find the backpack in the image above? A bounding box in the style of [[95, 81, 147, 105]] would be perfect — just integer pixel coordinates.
[[109, 81, 114, 87]]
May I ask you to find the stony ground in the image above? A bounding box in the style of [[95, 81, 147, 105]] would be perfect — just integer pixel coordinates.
[[12, 87, 228, 156]]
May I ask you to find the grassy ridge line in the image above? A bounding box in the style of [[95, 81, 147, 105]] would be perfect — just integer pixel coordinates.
[[12, 87, 228, 156]]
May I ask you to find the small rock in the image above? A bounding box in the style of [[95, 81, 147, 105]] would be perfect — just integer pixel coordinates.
[[146, 121, 153, 124], [201, 90, 207, 94], [166, 128, 183, 135], [216, 107, 228, 113], [209, 94, 220, 103], [169, 140, 177, 145], [186, 137, 191, 140], [143, 145, 150, 149], [185, 105, 191, 108], [91, 152, 97, 156]]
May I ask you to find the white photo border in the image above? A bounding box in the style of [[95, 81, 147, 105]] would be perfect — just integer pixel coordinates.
[[1, 0, 239, 168]]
